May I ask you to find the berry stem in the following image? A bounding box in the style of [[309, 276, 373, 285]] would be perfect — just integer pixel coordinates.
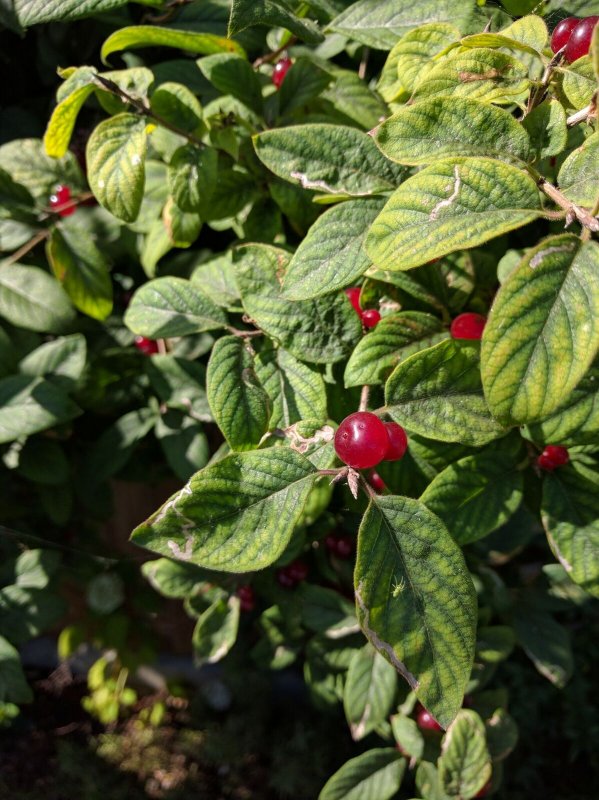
[[5, 228, 50, 265], [359, 384, 370, 413], [93, 75, 205, 148], [252, 37, 298, 69]]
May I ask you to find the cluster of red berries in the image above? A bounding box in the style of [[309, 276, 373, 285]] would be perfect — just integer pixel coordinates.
[[334, 412, 408, 470], [537, 445, 569, 471], [450, 312, 486, 340], [551, 15, 599, 62], [324, 532, 354, 559], [134, 336, 159, 355], [236, 584, 256, 612], [272, 57, 293, 89], [345, 287, 381, 329], [49, 184, 75, 217], [276, 558, 309, 588]]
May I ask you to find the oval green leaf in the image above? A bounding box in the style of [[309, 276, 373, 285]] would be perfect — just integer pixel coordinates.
[[438, 710, 492, 799], [101, 25, 244, 65], [318, 748, 406, 800], [0, 261, 75, 333], [343, 644, 398, 741]]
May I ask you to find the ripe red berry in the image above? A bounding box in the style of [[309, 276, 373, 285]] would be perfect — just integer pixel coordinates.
[[537, 445, 569, 471], [325, 533, 354, 559], [362, 309, 381, 329], [236, 585, 256, 612], [550, 17, 580, 53], [287, 559, 309, 582], [564, 16, 599, 62], [475, 778, 492, 798], [384, 422, 408, 462], [134, 336, 159, 355], [276, 567, 296, 588], [368, 471, 387, 493], [416, 705, 443, 732], [49, 184, 75, 217], [335, 411, 389, 470], [272, 57, 292, 89], [345, 286, 362, 315], [450, 312, 487, 340]]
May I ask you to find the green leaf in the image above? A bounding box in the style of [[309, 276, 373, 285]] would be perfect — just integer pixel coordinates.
[[150, 82, 203, 134], [255, 344, 327, 427], [375, 98, 530, 165], [44, 84, 95, 158], [391, 715, 424, 761], [526, 361, 599, 446], [300, 584, 358, 637], [0, 585, 64, 643], [420, 452, 523, 545], [18, 333, 86, 390], [0, 375, 81, 444], [131, 447, 318, 572], [162, 198, 202, 247], [541, 465, 599, 598], [96, 67, 155, 116], [124, 276, 227, 338], [438, 710, 492, 799], [499, 13, 549, 52], [84, 408, 158, 485], [513, 605, 573, 688], [0, 168, 34, 219], [557, 131, 599, 207], [521, 99, 568, 161], [345, 312, 446, 388], [12, 550, 61, 589], [0, 636, 32, 704], [0, 138, 84, 202], [235, 244, 361, 364], [145, 355, 211, 421], [86, 573, 124, 615], [207, 335, 271, 451], [283, 198, 385, 300], [278, 57, 332, 118], [168, 145, 218, 214], [0, 262, 75, 333], [101, 25, 244, 65], [142, 557, 207, 599], [476, 625, 516, 665], [191, 252, 240, 309], [228, 0, 324, 44], [343, 644, 398, 741], [46, 222, 113, 321], [385, 339, 507, 446], [485, 708, 519, 762], [86, 113, 148, 223], [416, 762, 448, 800], [198, 53, 263, 116], [355, 495, 477, 729], [196, 162, 257, 222], [458, 31, 543, 57], [17, 438, 69, 486], [11, 0, 128, 28], [253, 124, 403, 197], [193, 596, 240, 664], [318, 748, 406, 800], [562, 57, 596, 110], [364, 157, 542, 271], [378, 22, 460, 100], [155, 411, 209, 482], [481, 236, 599, 426], [413, 48, 530, 104], [328, 0, 475, 49], [320, 66, 388, 131]]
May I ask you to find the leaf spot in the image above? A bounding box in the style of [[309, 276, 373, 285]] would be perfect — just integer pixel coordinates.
[[429, 166, 461, 221], [529, 242, 577, 269]]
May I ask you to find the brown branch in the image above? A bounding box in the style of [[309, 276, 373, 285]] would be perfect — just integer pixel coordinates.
[[524, 49, 564, 116], [5, 229, 50, 264], [537, 177, 599, 232], [567, 96, 597, 127], [253, 37, 297, 69]]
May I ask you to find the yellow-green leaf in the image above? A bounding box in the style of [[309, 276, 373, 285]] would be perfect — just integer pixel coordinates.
[[101, 25, 244, 65]]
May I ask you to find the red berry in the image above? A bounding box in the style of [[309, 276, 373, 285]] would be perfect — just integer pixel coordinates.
[[550, 17, 580, 54], [287, 559, 309, 583], [475, 779, 492, 798], [368, 471, 387, 493], [345, 286, 362, 315], [325, 534, 354, 559], [362, 309, 381, 329], [49, 184, 75, 217], [134, 336, 159, 355], [416, 706, 443, 732], [272, 57, 292, 89], [334, 411, 389, 470], [384, 422, 408, 462], [450, 312, 487, 340], [276, 567, 296, 589], [565, 16, 599, 62], [236, 585, 256, 612], [537, 445, 569, 472]]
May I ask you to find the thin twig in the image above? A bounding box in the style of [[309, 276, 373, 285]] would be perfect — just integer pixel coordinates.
[[567, 99, 597, 127], [5, 229, 50, 264], [524, 49, 564, 116], [253, 37, 298, 69], [142, 0, 193, 24], [358, 385, 370, 412], [226, 326, 264, 339], [537, 177, 599, 231], [94, 75, 204, 148], [358, 46, 370, 80]]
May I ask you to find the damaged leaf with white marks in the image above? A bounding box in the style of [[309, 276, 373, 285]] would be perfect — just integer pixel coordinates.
[[364, 157, 542, 271], [354, 495, 477, 729]]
